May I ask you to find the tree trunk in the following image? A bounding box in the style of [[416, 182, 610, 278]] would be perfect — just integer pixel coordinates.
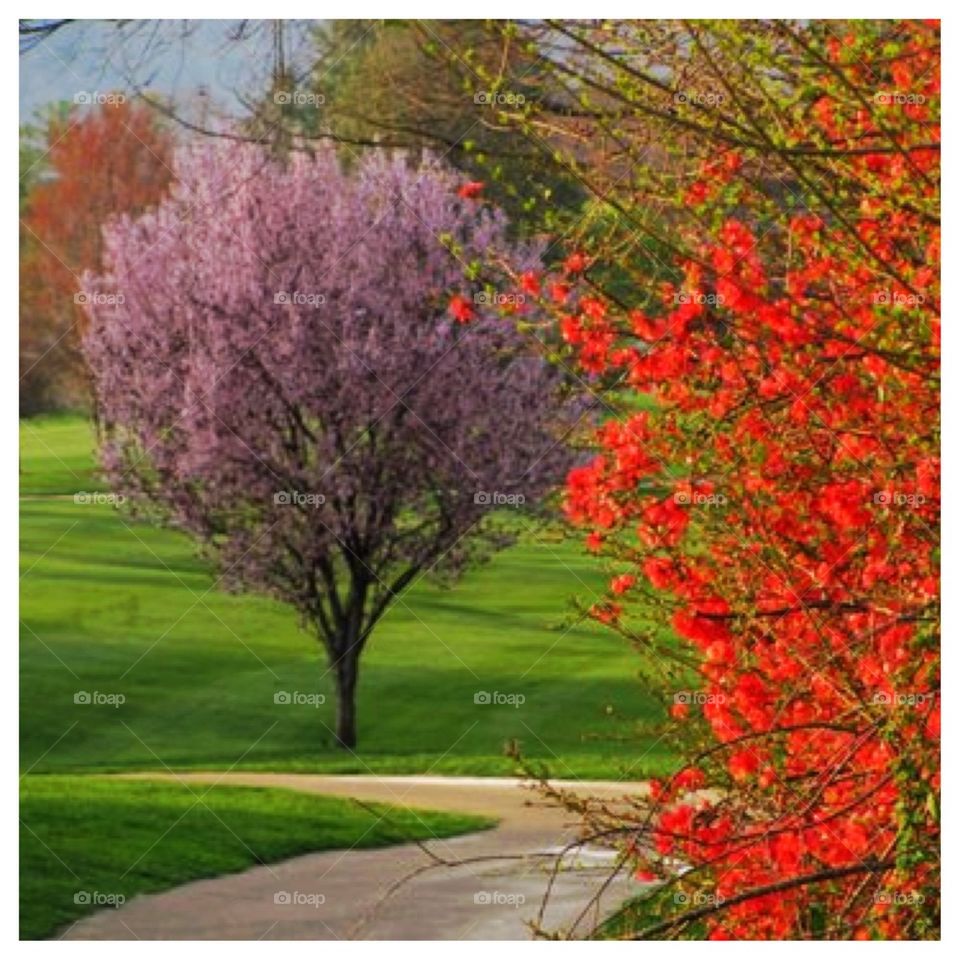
[[333, 651, 358, 749]]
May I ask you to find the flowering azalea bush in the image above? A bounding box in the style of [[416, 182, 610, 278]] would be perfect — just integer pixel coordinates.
[[466, 20, 940, 940]]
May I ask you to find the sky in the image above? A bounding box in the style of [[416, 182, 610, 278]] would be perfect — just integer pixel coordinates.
[[19, 20, 320, 125]]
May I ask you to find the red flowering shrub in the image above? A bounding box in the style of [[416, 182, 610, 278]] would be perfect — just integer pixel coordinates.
[[491, 20, 939, 940]]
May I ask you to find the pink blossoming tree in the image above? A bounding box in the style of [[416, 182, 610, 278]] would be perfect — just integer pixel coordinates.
[[82, 143, 578, 748]]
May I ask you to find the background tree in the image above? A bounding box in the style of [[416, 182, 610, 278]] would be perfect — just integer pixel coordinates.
[[248, 20, 587, 237], [81, 142, 579, 749], [19, 116, 58, 413], [20, 99, 173, 414]]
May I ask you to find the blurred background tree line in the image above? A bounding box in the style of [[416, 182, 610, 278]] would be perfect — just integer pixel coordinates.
[[21, 19, 932, 413]]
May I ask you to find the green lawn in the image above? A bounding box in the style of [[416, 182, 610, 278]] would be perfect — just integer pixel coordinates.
[[21, 775, 493, 940], [20, 414, 675, 779]]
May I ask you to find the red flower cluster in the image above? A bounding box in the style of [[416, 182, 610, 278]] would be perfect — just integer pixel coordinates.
[[542, 24, 939, 939]]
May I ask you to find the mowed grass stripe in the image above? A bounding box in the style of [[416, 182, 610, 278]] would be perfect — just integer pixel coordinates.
[[21, 415, 675, 778]]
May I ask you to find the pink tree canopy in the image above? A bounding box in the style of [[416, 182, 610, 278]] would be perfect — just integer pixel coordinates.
[[82, 142, 580, 747]]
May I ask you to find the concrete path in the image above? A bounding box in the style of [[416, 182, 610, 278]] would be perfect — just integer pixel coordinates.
[[62, 773, 650, 941]]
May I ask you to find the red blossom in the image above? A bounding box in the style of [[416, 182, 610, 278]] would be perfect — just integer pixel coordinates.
[[520, 271, 541, 295], [563, 251, 589, 274], [457, 180, 485, 199], [610, 573, 636, 595], [448, 294, 474, 323]]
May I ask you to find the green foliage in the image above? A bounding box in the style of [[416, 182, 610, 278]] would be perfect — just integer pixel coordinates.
[[297, 20, 587, 237]]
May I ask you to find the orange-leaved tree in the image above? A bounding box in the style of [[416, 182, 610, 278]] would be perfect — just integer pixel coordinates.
[[20, 99, 174, 413]]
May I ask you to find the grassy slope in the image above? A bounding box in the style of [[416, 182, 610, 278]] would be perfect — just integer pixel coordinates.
[[21, 775, 493, 939], [21, 415, 676, 779]]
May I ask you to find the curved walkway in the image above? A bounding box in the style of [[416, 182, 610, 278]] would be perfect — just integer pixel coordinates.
[[63, 773, 650, 941]]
